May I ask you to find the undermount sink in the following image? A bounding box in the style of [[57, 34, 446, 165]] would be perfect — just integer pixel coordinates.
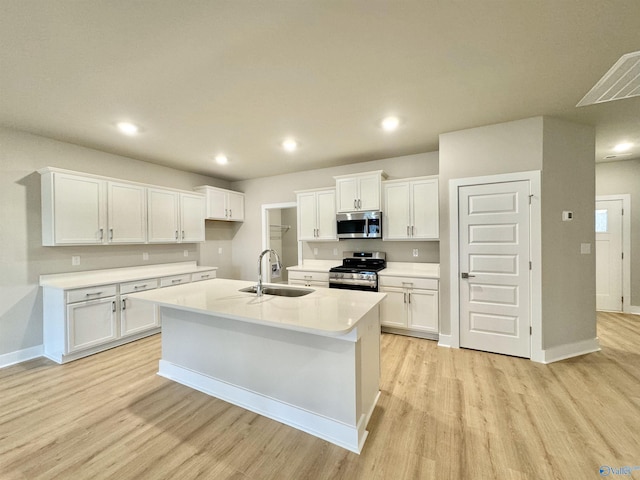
[[239, 285, 314, 297]]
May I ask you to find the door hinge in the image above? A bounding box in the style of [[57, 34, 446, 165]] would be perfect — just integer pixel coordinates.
[[622, 296, 624, 304], [528, 194, 533, 205], [529, 326, 532, 335], [529, 261, 532, 270], [622, 252, 624, 260], [622, 208, 624, 216]]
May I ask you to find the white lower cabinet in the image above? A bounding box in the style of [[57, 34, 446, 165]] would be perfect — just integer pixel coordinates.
[[288, 270, 329, 288], [120, 279, 160, 337], [42, 265, 217, 363], [379, 275, 438, 339], [67, 296, 118, 353]]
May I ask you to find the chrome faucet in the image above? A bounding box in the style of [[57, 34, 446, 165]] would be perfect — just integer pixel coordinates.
[[257, 249, 282, 296]]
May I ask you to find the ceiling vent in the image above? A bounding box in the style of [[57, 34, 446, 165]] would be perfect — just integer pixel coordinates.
[[577, 51, 640, 107]]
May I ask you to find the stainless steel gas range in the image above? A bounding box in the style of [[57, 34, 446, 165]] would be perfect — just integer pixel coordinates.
[[328, 251, 386, 292]]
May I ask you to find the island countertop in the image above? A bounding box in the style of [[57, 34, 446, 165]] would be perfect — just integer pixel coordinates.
[[129, 278, 386, 337]]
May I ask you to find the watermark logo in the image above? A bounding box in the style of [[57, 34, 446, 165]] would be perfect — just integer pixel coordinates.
[[599, 465, 640, 476]]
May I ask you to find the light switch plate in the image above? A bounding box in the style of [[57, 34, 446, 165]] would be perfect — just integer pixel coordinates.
[[71, 255, 80, 266], [412, 249, 419, 257], [313, 247, 319, 255], [142, 252, 149, 261], [218, 247, 223, 254], [333, 248, 338, 256], [183, 250, 189, 257], [580, 243, 591, 254]]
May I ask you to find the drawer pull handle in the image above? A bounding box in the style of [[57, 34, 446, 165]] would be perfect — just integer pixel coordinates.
[[201, 275, 210, 279], [112, 301, 116, 312], [172, 279, 182, 284], [86, 291, 103, 297], [122, 298, 127, 310], [133, 284, 148, 290]]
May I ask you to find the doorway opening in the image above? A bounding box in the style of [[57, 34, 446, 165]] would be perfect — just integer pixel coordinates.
[[261, 202, 298, 284]]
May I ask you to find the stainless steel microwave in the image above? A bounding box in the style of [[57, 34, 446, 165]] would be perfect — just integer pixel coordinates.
[[336, 211, 382, 239]]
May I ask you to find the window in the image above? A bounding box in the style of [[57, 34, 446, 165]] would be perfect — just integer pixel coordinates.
[[595, 209, 608, 233]]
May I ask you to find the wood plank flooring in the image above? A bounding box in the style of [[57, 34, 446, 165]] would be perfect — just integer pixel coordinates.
[[1, 312, 639, 479]]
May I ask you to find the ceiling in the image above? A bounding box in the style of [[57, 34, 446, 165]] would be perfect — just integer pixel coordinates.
[[1, 1, 639, 181]]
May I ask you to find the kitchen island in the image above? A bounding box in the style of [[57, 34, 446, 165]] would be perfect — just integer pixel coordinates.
[[129, 278, 385, 453]]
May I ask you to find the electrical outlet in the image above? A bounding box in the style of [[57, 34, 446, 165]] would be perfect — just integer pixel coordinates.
[[412, 249, 419, 257], [71, 255, 80, 266], [333, 248, 338, 256], [142, 252, 149, 261], [183, 250, 189, 257], [218, 247, 223, 254], [313, 247, 319, 255]]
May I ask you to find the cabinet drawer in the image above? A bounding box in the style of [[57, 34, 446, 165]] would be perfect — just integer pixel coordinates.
[[191, 270, 217, 282], [120, 279, 159, 294], [66, 285, 117, 304], [160, 274, 192, 287], [288, 271, 329, 283], [378, 276, 438, 290]]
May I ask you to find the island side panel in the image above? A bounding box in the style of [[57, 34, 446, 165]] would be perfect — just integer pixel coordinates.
[[356, 305, 381, 426], [159, 307, 359, 426]]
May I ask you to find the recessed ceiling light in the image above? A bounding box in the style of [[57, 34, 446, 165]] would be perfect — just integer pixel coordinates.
[[215, 154, 229, 165], [117, 122, 139, 136], [282, 138, 298, 152], [381, 116, 400, 132], [614, 142, 633, 152]]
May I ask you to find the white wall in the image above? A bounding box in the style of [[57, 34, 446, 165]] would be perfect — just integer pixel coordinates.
[[230, 152, 439, 281], [0, 127, 228, 357], [596, 159, 640, 307], [439, 116, 596, 351]]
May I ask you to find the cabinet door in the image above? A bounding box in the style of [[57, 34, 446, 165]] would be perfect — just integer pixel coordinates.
[[53, 173, 106, 244], [297, 192, 318, 241], [148, 189, 179, 242], [316, 190, 337, 240], [358, 174, 381, 211], [383, 182, 410, 240], [180, 193, 205, 242], [336, 178, 359, 212], [121, 296, 159, 336], [108, 182, 146, 244], [67, 298, 117, 353], [227, 191, 245, 221], [206, 188, 228, 220], [408, 289, 438, 332], [380, 287, 408, 328], [411, 179, 439, 239]]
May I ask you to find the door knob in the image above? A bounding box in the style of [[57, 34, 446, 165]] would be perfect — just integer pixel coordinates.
[[461, 272, 476, 279]]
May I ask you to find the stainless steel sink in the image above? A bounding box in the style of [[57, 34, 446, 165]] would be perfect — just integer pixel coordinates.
[[239, 285, 314, 297]]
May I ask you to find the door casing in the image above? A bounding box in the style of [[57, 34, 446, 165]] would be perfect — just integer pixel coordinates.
[[447, 170, 543, 362]]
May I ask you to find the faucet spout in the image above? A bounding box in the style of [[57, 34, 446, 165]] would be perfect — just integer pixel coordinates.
[[257, 249, 282, 296]]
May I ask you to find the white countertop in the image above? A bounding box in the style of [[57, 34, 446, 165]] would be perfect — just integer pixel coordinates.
[[379, 262, 440, 279], [287, 260, 439, 279], [129, 278, 386, 337], [287, 260, 341, 272], [39, 262, 218, 289]]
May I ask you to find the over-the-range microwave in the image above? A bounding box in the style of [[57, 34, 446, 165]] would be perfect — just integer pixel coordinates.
[[336, 211, 382, 239]]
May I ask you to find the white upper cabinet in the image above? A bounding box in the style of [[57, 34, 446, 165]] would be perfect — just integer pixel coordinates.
[[40, 167, 205, 245], [180, 192, 206, 242], [383, 176, 439, 240], [334, 171, 386, 213], [296, 188, 337, 241], [108, 181, 147, 244], [41, 171, 107, 245], [194, 186, 245, 222], [147, 189, 205, 243]]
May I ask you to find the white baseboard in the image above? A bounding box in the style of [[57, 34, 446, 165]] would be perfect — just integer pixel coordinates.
[[625, 305, 640, 316], [158, 360, 373, 454], [437, 333, 454, 348], [539, 337, 600, 364], [0, 344, 43, 369]]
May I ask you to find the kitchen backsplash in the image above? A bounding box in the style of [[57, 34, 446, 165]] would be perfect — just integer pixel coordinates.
[[301, 240, 439, 263]]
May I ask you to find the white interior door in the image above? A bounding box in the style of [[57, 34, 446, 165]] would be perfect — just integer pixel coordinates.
[[596, 199, 623, 311], [459, 180, 531, 358]]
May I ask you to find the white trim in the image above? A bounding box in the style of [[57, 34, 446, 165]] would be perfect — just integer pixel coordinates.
[[261, 202, 298, 281], [596, 194, 631, 313], [0, 344, 43, 369], [158, 360, 375, 454], [539, 337, 600, 364], [626, 305, 640, 316], [449, 170, 542, 361], [437, 333, 453, 348]]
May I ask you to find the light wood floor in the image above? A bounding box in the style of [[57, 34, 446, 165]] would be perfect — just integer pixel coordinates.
[[1, 312, 639, 480]]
